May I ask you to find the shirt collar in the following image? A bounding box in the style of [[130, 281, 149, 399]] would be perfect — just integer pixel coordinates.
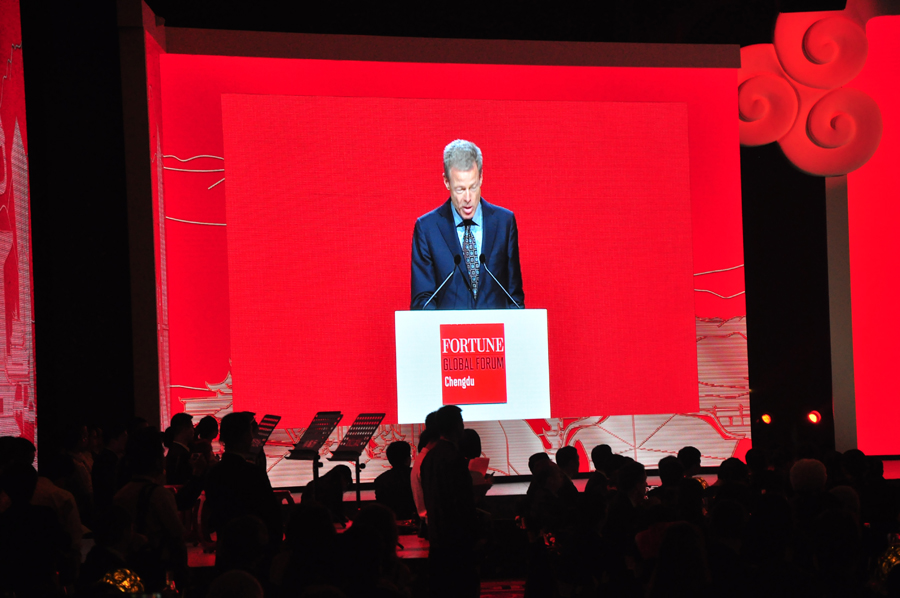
[[451, 201, 483, 228]]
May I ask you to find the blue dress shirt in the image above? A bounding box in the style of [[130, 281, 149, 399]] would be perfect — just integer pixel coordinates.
[[451, 202, 483, 257]]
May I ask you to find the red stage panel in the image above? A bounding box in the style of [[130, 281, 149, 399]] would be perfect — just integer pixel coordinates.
[[846, 16, 900, 455], [222, 93, 696, 426]]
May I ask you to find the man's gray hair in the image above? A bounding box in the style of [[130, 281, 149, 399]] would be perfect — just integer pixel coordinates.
[[443, 139, 483, 177]]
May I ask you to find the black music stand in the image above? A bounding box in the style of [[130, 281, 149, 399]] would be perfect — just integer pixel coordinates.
[[250, 414, 281, 457], [286, 411, 343, 482], [328, 413, 385, 505]]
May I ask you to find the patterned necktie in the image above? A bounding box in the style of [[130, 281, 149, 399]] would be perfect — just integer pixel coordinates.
[[461, 220, 479, 298]]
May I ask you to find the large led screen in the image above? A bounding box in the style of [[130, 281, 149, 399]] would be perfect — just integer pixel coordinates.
[[0, 0, 36, 447], [221, 92, 697, 424], [153, 38, 748, 484]]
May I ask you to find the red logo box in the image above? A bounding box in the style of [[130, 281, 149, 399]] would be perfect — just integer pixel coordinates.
[[440, 323, 507, 405]]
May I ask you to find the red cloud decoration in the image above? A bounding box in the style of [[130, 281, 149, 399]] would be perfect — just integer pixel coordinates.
[[738, 2, 891, 176]]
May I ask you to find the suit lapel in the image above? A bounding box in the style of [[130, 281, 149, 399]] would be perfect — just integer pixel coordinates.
[[437, 200, 473, 292]]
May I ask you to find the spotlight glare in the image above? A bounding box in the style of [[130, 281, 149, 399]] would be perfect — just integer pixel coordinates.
[[761, 414, 772, 425], [807, 411, 821, 424]]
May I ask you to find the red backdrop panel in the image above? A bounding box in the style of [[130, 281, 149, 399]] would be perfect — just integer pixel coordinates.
[[222, 93, 697, 426], [846, 16, 900, 455]]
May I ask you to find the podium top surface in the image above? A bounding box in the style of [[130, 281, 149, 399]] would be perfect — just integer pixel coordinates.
[[395, 308, 546, 323]]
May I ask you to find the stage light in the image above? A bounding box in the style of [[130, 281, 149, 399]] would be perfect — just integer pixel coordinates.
[[761, 414, 772, 424], [807, 411, 822, 424]]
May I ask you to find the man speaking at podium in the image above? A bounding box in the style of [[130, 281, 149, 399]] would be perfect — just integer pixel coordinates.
[[411, 139, 525, 310]]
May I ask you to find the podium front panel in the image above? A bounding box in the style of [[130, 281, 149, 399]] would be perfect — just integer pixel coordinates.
[[395, 309, 550, 423]]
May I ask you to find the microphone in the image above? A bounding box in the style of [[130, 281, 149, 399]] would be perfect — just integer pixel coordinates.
[[422, 255, 461, 309], [479, 254, 522, 309]]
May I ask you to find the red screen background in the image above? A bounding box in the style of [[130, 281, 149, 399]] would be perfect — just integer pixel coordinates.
[[222, 91, 697, 425]]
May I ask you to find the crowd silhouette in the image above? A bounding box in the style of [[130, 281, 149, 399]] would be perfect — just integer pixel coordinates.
[[2, 410, 900, 598]]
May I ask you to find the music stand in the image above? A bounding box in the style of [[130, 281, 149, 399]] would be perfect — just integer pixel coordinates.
[[286, 411, 343, 482], [328, 413, 385, 505], [250, 414, 281, 457]]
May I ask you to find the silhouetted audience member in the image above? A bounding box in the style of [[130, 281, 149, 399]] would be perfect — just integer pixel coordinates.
[[676, 476, 706, 529], [374, 441, 417, 521], [744, 492, 818, 598], [30, 458, 85, 571], [191, 415, 220, 465], [271, 504, 339, 596], [791, 458, 827, 496], [0, 462, 69, 598], [60, 422, 94, 524], [718, 457, 750, 486], [528, 452, 551, 477], [421, 405, 478, 598], [2, 437, 82, 584], [353, 503, 413, 597], [93, 420, 129, 513], [165, 412, 195, 486], [843, 449, 868, 491], [647, 522, 711, 598], [647, 455, 683, 506], [706, 499, 747, 592], [790, 458, 840, 570], [412, 426, 438, 529], [301, 465, 352, 524], [746, 447, 787, 497], [709, 457, 752, 511], [461, 428, 493, 503], [591, 444, 613, 475], [860, 455, 899, 539], [336, 519, 406, 598], [814, 508, 864, 597], [584, 468, 609, 498], [205, 412, 283, 548], [555, 445, 580, 478], [605, 453, 630, 489], [527, 462, 580, 537], [677, 445, 702, 478], [822, 449, 848, 489], [114, 426, 187, 590], [88, 424, 104, 463], [522, 457, 587, 597], [248, 417, 269, 473], [604, 460, 649, 560], [215, 514, 270, 581], [160, 413, 208, 513], [460, 428, 482, 462], [584, 445, 612, 497], [77, 505, 135, 594]]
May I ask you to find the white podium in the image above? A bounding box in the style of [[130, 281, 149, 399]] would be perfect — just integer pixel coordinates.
[[395, 309, 551, 424]]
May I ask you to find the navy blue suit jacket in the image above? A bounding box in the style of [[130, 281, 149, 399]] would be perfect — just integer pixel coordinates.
[[411, 199, 525, 309]]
